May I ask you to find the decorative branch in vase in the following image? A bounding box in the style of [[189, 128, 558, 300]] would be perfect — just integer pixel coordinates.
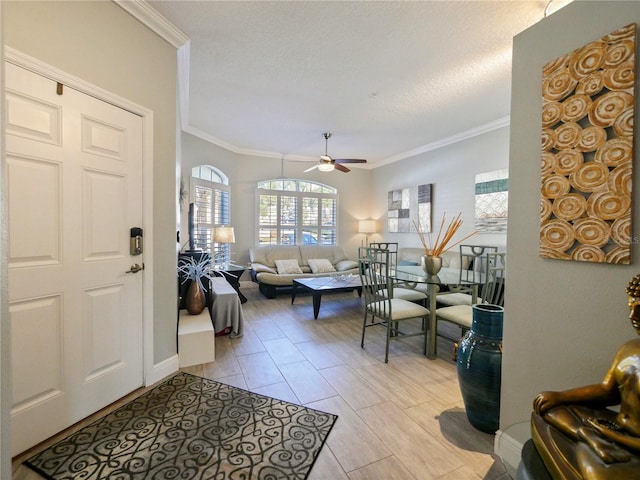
[[413, 212, 477, 274], [178, 253, 212, 315]]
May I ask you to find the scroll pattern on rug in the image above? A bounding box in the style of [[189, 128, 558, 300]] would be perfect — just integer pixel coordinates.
[[25, 372, 337, 480]]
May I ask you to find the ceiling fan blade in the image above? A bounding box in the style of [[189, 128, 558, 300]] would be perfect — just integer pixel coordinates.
[[334, 158, 367, 164], [335, 163, 350, 173], [304, 164, 320, 172]]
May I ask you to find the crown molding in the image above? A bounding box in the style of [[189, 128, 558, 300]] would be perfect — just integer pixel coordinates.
[[185, 116, 511, 168], [376, 116, 511, 168], [114, 0, 189, 48]]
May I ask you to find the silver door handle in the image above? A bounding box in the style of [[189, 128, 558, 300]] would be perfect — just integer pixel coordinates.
[[125, 263, 143, 273]]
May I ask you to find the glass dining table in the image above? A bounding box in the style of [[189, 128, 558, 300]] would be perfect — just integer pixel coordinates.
[[391, 265, 484, 359]]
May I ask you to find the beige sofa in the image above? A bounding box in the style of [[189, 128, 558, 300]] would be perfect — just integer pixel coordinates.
[[249, 245, 359, 298]]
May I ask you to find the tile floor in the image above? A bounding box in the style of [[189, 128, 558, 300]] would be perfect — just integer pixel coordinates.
[[13, 281, 511, 480]]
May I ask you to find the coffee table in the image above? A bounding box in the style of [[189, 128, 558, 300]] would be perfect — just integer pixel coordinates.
[[292, 275, 362, 319]]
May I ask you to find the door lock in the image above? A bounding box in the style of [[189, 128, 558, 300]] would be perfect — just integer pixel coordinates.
[[125, 263, 143, 274], [130, 227, 143, 256]]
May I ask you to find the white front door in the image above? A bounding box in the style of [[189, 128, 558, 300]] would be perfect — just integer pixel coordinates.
[[6, 62, 144, 455]]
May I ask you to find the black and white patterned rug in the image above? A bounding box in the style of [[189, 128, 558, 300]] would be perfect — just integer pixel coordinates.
[[25, 372, 337, 480]]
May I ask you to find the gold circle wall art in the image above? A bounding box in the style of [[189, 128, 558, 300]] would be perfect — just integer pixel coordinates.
[[540, 23, 636, 264]]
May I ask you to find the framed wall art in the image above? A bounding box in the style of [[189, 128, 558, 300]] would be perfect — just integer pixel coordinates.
[[388, 183, 432, 233], [475, 169, 508, 233], [540, 23, 636, 264]]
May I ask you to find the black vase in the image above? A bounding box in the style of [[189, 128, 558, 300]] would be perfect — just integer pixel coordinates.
[[456, 303, 504, 434]]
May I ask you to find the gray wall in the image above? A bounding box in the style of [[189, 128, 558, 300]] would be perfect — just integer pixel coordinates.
[[3, 1, 179, 363], [502, 0, 640, 429], [371, 126, 509, 250]]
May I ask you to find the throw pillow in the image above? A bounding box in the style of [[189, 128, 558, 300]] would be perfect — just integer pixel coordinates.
[[307, 258, 336, 274], [275, 259, 303, 274], [335, 260, 358, 271], [398, 260, 419, 266]]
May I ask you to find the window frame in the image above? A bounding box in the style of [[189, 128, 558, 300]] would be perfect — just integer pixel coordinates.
[[256, 179, 338, 246], [189, 166, 231, 265]]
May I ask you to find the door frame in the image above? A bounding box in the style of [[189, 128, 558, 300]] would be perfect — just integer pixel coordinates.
[[4, 47, 158, 391]]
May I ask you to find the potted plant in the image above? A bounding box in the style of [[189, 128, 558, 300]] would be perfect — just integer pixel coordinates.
[[177, 253, 212, 314], [413, 212, 476, 275]]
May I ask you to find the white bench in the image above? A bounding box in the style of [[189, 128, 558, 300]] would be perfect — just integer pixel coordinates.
[[178, 308, 215, 367]]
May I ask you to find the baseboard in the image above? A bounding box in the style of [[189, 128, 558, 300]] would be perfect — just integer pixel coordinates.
[[495, 422, 531, 474], [146, 355, 180, 386]]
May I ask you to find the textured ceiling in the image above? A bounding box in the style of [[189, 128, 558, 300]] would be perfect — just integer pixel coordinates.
[[147, 0, 564, 167]]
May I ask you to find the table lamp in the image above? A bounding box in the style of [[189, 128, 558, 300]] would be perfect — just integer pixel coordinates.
[[358, 220, 376, 247], [213, 226, 235, 267]]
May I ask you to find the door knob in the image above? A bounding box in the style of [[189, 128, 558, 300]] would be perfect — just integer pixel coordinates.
[[125, 263, 143, 273]]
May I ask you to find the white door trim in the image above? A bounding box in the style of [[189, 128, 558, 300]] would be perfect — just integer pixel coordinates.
[[3, 47, 165, 387], [0, 7, 11, 478]]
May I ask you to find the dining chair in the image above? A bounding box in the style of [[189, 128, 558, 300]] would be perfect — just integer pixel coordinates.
[[358, 247, 430, 363], [435, 252, 506, 341], [367, 243, 428, 305], [435, 244, 499, 307]]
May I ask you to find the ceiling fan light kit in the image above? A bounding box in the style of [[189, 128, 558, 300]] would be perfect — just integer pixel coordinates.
[[318, 163, 335, 172], [304, 132, 367, 173]]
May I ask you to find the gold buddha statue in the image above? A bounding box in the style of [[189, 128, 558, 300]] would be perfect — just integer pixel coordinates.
[[530, 274, 640, 480]]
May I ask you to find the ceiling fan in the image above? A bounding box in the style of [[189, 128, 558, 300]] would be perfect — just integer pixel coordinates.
[[304, 133, 367, 173]]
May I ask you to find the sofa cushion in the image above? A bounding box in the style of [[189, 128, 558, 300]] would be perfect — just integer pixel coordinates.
[[336, 260, 358, 271], [299, 245, 348, 265], [275, 259, 303, 274], [250, 246, 303, 268], [251, 263, 277, 274], [307, 258, 336, 274]]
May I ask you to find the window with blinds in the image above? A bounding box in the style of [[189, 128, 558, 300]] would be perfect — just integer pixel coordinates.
[[257, 179, 337, 246], [190, 166, 231, 265]]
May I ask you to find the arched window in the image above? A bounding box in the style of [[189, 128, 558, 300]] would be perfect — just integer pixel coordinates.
[[257, 179, 338, 246], [190, 165, 231, 265]]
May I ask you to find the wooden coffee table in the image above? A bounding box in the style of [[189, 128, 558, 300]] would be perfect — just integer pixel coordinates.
[[292, 275, 362, 319]]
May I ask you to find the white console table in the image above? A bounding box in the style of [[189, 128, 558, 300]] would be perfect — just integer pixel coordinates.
[[178, 308, 216, 367]]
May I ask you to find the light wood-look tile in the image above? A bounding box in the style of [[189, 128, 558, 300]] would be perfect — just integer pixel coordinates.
[[309, 395, 393, 473], [357, 401, 464, 479], [236, 350, 284, 388], [352, 362, 435, 409], [278, 360, 338, 404], [12, 282, 508, 480], [296, 339, 346, 370], [347, 456, 417, 480], [319, 364, 387, 410], [262, 337, 307, 365]]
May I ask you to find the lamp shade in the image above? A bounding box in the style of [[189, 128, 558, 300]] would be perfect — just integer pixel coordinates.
[[213, 226, 235, 243], [358, 220, 376, 234]]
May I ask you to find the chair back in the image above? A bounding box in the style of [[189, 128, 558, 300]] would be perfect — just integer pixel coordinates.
[[358, 247, 393, 317], [369, 242, 399, 269], [459, 244, 499, 282], [481, 252, 506, 306]]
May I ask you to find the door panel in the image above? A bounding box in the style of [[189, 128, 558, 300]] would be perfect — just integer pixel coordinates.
[[7, 154, 61, 266], [6, 62, 144, 455]]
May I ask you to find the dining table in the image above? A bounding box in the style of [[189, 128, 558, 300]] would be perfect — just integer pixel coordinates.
[[391, 265, 484, 359]]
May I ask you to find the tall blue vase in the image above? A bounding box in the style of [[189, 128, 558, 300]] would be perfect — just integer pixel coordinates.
[[456, 303, 504, 434]]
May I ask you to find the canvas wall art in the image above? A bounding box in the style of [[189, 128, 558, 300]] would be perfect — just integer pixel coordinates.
[[388, 184, 431, 233], [540, 23, 635, 264], [475, 169, 508, 233]]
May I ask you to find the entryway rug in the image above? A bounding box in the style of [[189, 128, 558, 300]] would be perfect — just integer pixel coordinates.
[[24, 372, 337, 480]]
